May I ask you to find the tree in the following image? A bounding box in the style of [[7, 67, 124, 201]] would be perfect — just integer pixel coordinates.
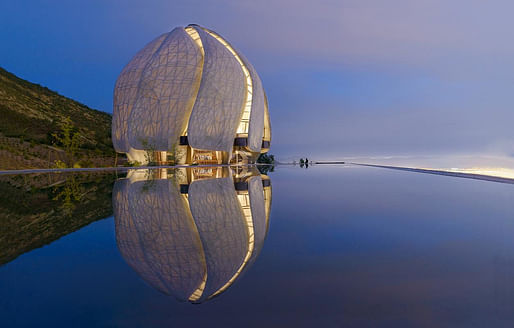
[[139, 137, 157, 165], [166, 142, 182, 165], [136, 138, 183, 166], [52, 117, 81, 167]]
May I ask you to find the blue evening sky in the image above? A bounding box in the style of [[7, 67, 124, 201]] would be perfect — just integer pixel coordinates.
[[1, 0, 513, 160]]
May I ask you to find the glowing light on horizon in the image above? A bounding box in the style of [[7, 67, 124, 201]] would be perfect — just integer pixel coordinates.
[[447, 167, 514, 179], [417, 166, 514, 180]]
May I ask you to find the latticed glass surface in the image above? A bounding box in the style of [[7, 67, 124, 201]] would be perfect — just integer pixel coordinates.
[[112, 24, 271, 162], [127, 28, 203, 151], [112, 33, 168, 153], [187, 27, 246, 152]]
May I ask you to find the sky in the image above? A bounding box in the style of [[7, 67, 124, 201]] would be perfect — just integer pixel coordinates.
[[1, 0, 514, 161]]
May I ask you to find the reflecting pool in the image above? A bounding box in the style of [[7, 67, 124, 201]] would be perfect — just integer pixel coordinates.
[[1, 164, 514, 327]]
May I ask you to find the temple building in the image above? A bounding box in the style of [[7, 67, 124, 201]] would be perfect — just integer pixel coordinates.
[[112, 24, 271, 165], [113, 167, 272, 303]]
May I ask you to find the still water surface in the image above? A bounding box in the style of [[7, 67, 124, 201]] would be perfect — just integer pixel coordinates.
[[1, 164, 514, 327]]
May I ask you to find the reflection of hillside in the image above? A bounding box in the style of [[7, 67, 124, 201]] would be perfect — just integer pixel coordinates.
[[0, 173, 116, 265], [114, 167, 272, 303]]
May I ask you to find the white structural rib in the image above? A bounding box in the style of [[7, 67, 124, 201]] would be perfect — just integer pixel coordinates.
[[127, 28, 204, 151], [113, 33, 167, 153], [187, 27, 246, 152]]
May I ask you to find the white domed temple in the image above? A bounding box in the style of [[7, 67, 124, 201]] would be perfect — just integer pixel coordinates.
[[112, 24, 271, 165]]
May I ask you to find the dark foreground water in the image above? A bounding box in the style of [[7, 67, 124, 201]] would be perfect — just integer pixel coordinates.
[[1, 164, 514, 327]]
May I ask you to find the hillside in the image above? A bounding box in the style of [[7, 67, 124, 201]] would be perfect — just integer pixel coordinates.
[[0, 67, 117, 169]]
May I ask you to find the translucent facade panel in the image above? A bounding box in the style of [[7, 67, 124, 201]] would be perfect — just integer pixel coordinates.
[[114, 179, 207, 301], [239, 53, 265, 152], [113, 33, 168, 153], [127, 28, 204, 151], [188, 177, 248, 300], [187, 27, 246, 152]]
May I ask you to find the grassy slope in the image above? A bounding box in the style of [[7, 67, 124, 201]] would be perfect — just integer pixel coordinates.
[[0, 67, 117, 169]]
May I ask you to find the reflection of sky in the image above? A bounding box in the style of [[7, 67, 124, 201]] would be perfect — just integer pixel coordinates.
[[2, 167, 514, 326], [2, 1, 514, 159]]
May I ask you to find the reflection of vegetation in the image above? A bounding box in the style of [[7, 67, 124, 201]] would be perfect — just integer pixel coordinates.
[[0, 172, 116, 265], [257, 165, 274, 174], [141, 172, 157, 193], [172, 167, 187, 183], [257, 154, 275, 174], [257, 153, 275, 164], [53, 176, 85, 216], [125, 160, 142, 167]]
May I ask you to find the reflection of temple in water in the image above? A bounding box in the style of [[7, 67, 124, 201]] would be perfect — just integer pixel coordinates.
[[113, 167, 272, 303]]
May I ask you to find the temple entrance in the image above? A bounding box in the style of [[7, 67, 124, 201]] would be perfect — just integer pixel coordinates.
[[192, 150, 220, 165]]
